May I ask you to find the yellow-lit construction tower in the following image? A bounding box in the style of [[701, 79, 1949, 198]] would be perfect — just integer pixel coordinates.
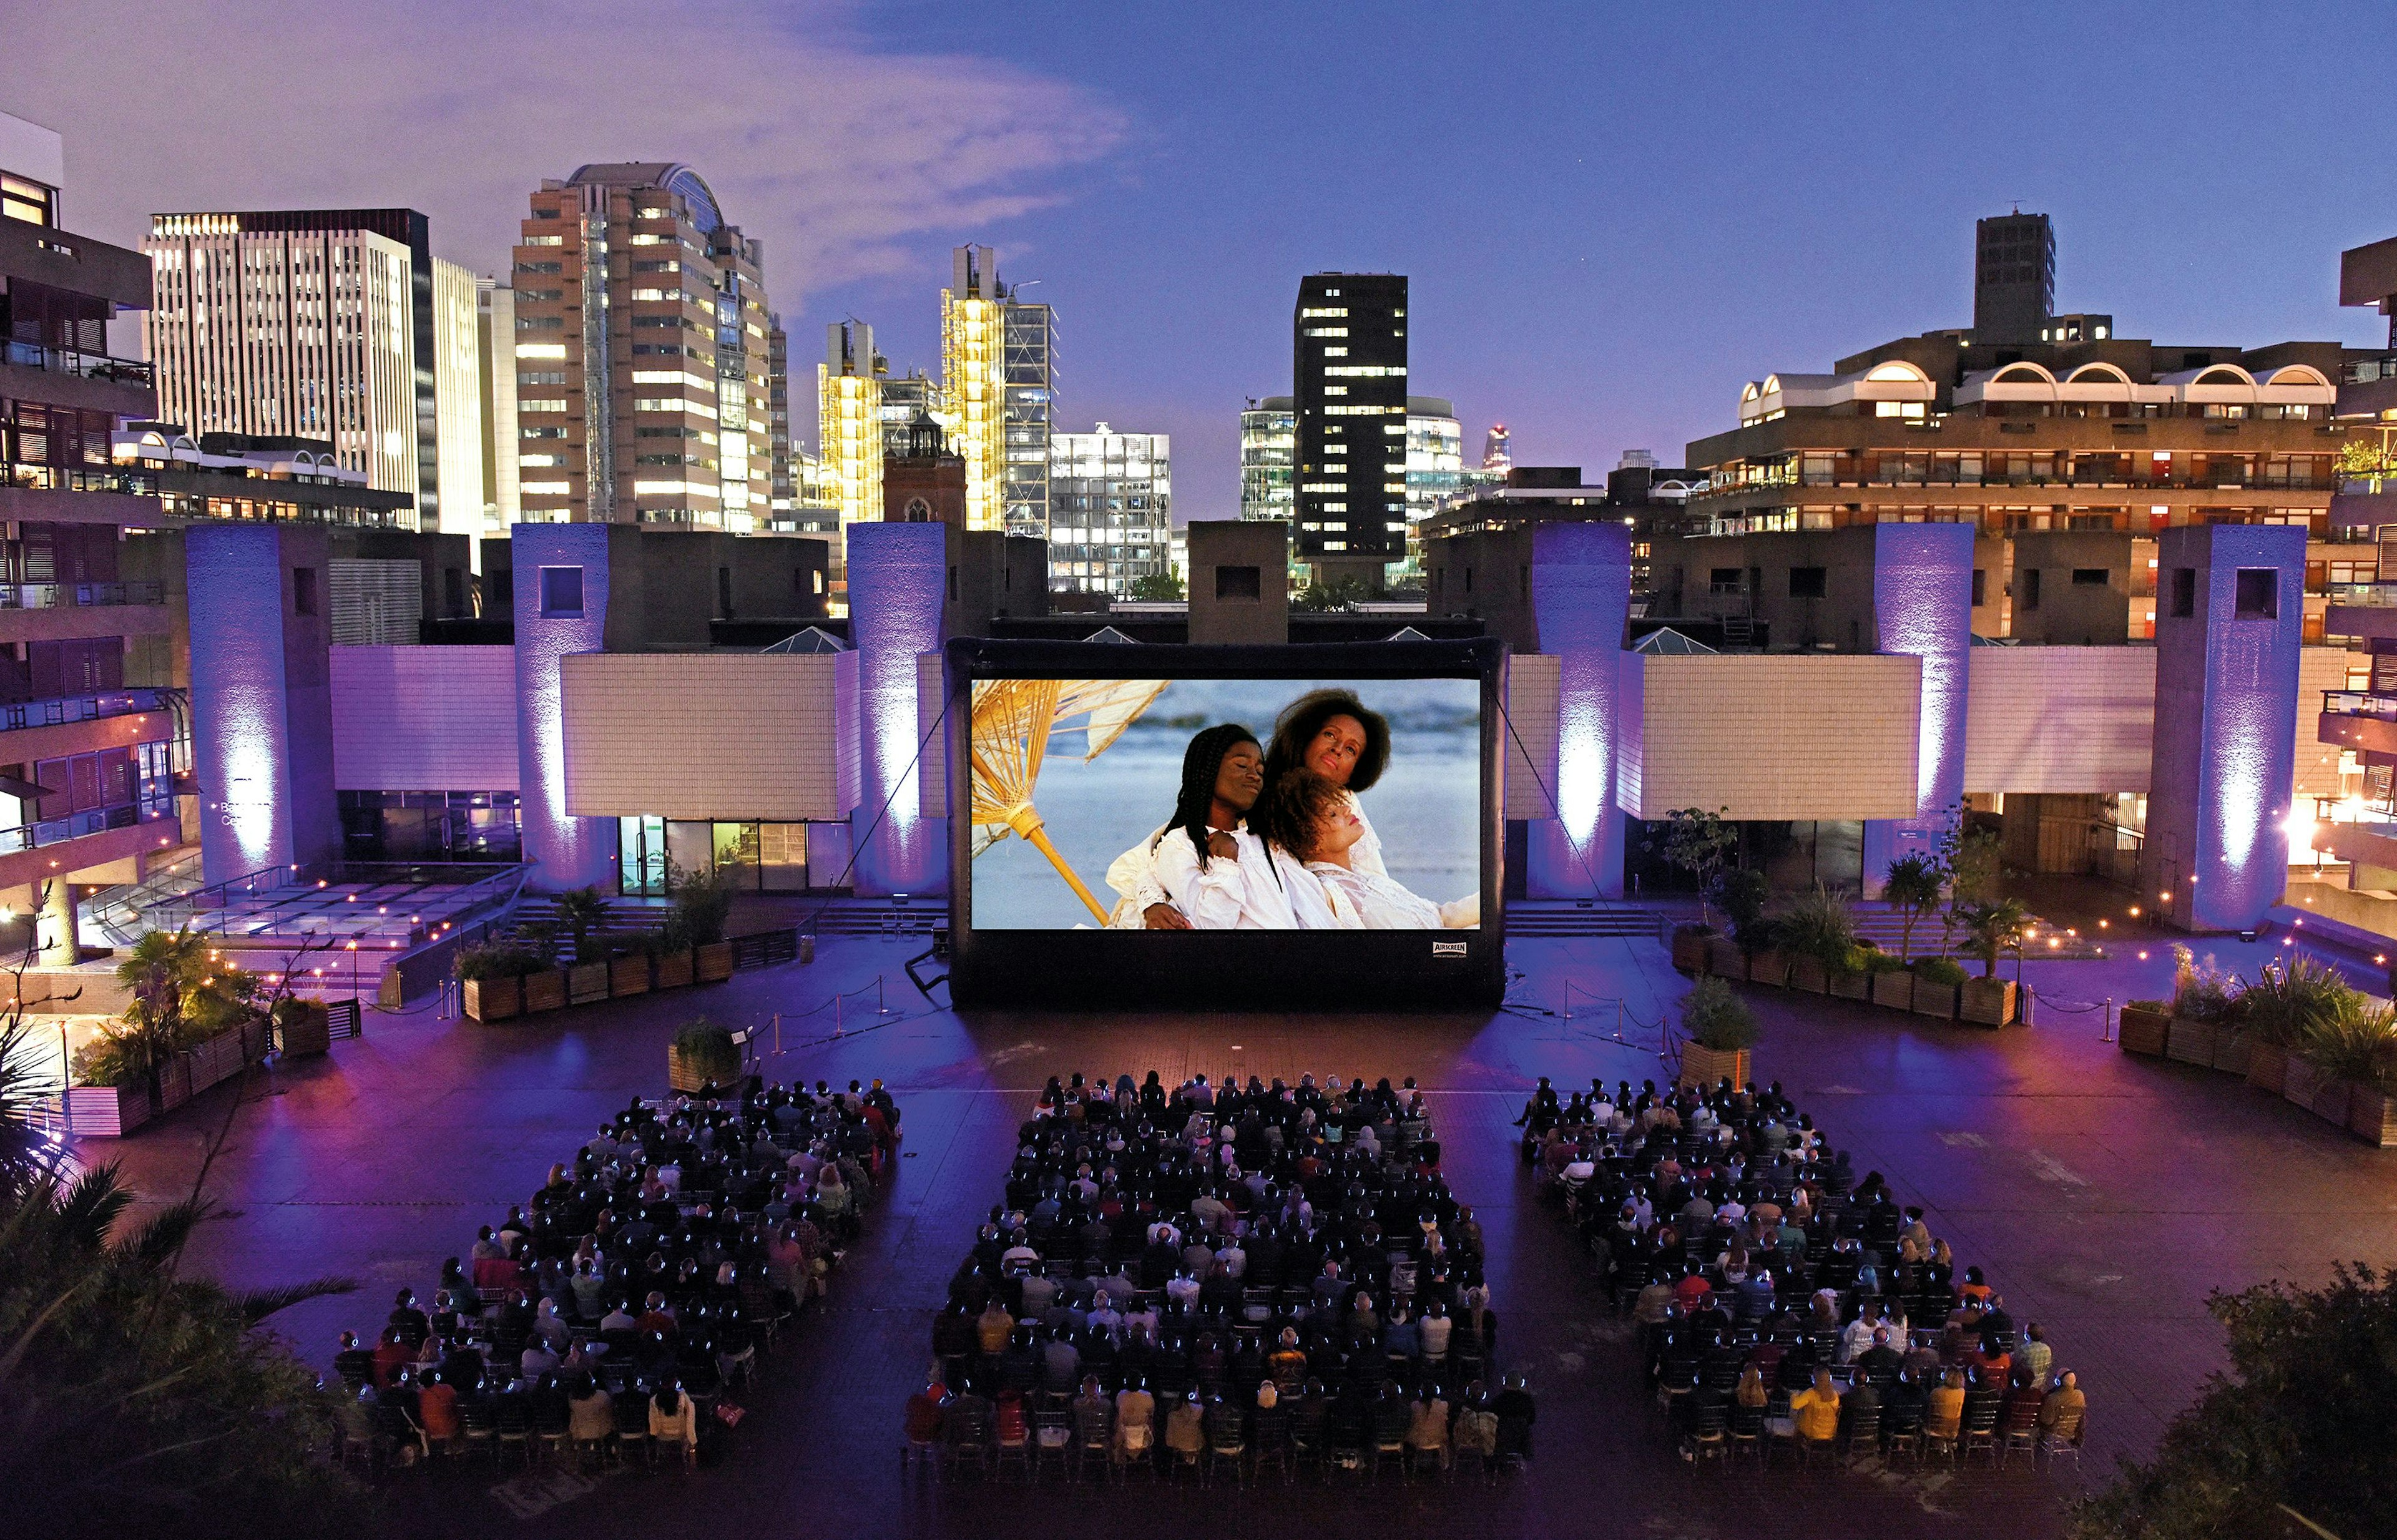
[[941, 245, 1007, 532], [818, 319, 883, 592]]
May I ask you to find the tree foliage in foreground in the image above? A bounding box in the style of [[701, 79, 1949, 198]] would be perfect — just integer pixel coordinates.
[[2072, 1263, 2397, 1540]]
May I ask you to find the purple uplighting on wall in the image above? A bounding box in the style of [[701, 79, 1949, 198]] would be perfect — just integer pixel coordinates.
[[512, 524, 617, 891], [1861, 522, 1972, 890], [846, 522, 949, 897], [1527, 521, 1631, 898], [2146, 524, 2303, 933]]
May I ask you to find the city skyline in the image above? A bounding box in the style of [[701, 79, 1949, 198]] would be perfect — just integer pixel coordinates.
[[7, 2, 2397, 522]]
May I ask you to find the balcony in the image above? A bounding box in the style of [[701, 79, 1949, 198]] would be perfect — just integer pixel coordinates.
[[2320, 690, 2397, 757], [2, 461, 159, 498], [0, 581, 165, 611], [0, 340, 155, 390], [0, 796, 176, 857], [0, 686, 177, 737]]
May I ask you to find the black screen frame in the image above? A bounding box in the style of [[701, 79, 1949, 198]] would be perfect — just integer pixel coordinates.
[[943, 636, 1507, 1009]]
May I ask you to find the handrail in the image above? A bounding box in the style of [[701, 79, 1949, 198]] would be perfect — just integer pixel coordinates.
[[0, 581, 165, 609], [0, 339, 155, 387], [0, 686, 175, 735]]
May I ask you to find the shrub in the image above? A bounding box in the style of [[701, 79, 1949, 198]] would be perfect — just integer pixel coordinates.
[[1910, 955, 1969, 988], [2297, 1001, 2397, 1092], [1778, 886, 1857, 969], [662, 864, 735, 951], [2238, 955, 2355, 1047], [454, 942, 547, 981], [670, 1018, 742, 1082], [1680, 976, 1758, 1051], [71, 1032, 145, 1089], [1713, 868, 1772, 951], [2169, 944, 2245, 1026]]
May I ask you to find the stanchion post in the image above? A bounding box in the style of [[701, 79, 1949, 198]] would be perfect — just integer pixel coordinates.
[[1617, 997, 1624, 1043], [2103, 996, 2114, 1042], [773, 1011, 782, 1056], [835, 994, 843, 1037]]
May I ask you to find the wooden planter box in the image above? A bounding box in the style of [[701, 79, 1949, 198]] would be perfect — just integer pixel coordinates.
[[522, 970, 567, 1014], [278, 1002, 331, 1057], [669, 1044, 742, 1095], [2346, 1086, 2397, 1147], [1959, 976, 2016, 1027], [2311, 1075, 2356, 1126], [1911, 979, 1959, 1020], [1829, 971, 1870, 1001], [1703, 936, 1745, 979], [1746, 949, 1790, 988], [2245, 1040, 2289, 1095], [1871, 971, 1915, 1011], [1678, 1041, 1751, 1090], [464, 975, 521, 1023], [2118, 1005, 2171, 1057], [2283, 1057, 2325, 1112], [67, 1082, 150, 1137], [654, 950, 695, 990], [610, 956, 651, 998], [2167, 1019, 2219, 1068], [2210, 1032, 2253, 1078], [1670, 928, 1710, 973], [153, 1056, 192, 1113], [188, 1030, 245, 1092], [695, 941, 735, 983], [567, 961, 610, 1005], [1788, 957, 1828, 993]]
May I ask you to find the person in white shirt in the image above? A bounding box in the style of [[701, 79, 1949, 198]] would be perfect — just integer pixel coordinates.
[[1252, 765, 1476, 929], [1149, 723, 1336, 930]]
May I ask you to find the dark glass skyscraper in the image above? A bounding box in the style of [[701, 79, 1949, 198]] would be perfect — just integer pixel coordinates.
[[1293, 272, 1407, 579]]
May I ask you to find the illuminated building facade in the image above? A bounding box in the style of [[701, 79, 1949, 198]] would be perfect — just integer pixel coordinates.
[[1049, 424, 1170, 597], [816, 319, 882, 587], [941, 245, 1007, 532], [1001, 290, 1055, 539], [145, 207, 485, 534], [1240, 397, 1295, 522], [1293, 272, 1408, 584], [507, 163, 775, 531], [474, 277, 519, 534]]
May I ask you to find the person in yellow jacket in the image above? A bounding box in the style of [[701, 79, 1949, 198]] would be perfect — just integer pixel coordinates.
[[1790, 1367, 1842, 1444], [1926, 1367, 1967, 1440]]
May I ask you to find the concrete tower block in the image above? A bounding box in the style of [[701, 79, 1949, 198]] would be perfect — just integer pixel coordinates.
[[1527, 521, 1631, 899], [513, 523, 617, 891], [187, 524, 338, 882], [2144, 524, 2304, 933], [1861, 522, 1973, 893], [848, 521, 949, 896]]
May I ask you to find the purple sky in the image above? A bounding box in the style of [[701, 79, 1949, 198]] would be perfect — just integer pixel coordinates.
[[11, 2, 2396, 517]]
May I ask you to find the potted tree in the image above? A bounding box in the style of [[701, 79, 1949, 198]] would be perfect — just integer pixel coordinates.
[[1675, 976, 1756, 1090], [1651, 807, 1734, 974], [668, 1017, 743, 1094], [1883, 853, 1944, 966], [556, 886, 613, 1004], [667, 866, 737, 984], [1718, 869, 1778, 984], [1908, 955, 1967, 1021], [1778, 886, 1853, 995], [273, 996, 331, 1057], [2295, 1003, 2395, 1132]]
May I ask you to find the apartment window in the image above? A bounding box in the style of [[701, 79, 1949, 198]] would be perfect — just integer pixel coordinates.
[[539, 566, 584, 617], [2071, 568, 2109, 587], [2020, 569, 2042, 611], [2170, 567, 2197, 617], [1971, 569, 1987, 607], [2233, 568, 2278, 619], [292, 567, 318, 616], [1, 174, 54, 226], [1215, 565, 1262, 601], [1788, 566, 1826, 599]]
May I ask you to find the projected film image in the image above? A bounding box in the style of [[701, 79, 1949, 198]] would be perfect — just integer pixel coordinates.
[[969, 677, 1481, 931]]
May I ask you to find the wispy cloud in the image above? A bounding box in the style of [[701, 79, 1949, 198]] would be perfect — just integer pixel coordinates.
[[2, 0, 1125, 305]]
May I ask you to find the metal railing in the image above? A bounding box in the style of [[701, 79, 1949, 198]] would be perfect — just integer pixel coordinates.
[[0, 581, 165, 609], [0, 685, 175, 735], [0, 797, 174, 855], [1, 339, 155, 388], [2322, 690, 2397, 722]]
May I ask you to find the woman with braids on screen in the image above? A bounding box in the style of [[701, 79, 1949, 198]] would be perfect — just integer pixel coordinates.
[[1111, 687, 1396, 929], [1253, 767, 1476, 929], [1141, 723, 1315, 929]]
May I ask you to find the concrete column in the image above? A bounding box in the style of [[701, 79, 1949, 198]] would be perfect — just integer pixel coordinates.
[[37, 874, 76, 966], [1860, 522, 1973, 895], [512, 524, 618, 891], [2143, 524, 2304, 933], [847, 521, 948, 897], [1527, 521, 1631, 899], [186, 524, 339, 883]]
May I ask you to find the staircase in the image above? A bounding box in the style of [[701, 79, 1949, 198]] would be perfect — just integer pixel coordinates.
[[501, 896, 670, 963], [81, 846, 206, 948], [1507, 901, 1670, 939]]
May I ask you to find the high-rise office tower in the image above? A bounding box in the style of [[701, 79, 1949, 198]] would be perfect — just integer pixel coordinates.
[[816, 318, 881, 581], [474, 277, 519, 534], [1974, 211, 2054, 346], [1483, 423, 1511, 472], [1001, 286, 1055, 539], [1240, 396, 1295, 522], [144, 207, 486, 537], [1049, 424, 1170, 597], [1293, 272, 1407, 582], [767, 313, 792, 526], [940, 244, 1006, 532], [507, 163, 773, 528]]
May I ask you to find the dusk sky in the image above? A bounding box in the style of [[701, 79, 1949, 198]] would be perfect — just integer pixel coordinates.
[[11, 1, 2396, 517]]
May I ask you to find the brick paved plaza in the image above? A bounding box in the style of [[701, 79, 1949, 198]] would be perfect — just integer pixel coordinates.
[[100, 918, 2397, 1538]]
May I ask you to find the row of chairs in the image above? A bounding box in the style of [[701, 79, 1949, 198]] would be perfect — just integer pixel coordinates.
[[1679, 1395, 2080, 1474]]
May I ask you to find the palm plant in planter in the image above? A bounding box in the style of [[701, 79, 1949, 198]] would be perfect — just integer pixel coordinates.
[[2296, 1001, 2397, 1140], [454, 941, 547, 1022], [1715, 869, 1780, 983], [2239, 956, 2351, 1094], [1953, 898, 2027, 1026], [1778, 886, 1855, 994], [1882, 854, 1944, 963], [2166, 945, 2248, 1071], [668, 1017, 743, 1094], [555, 886, 613, 1003], [665, 864, 737, 982], [1677, 976, 1757, 1089]]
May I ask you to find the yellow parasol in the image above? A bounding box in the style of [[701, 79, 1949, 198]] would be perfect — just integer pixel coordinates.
[[971, 677, 1169, 922]]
